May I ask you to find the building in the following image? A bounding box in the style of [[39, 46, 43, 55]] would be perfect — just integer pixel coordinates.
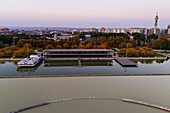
[[110, 28, 128, 33], [43, 49, 113, 58], [167, 24, 170, 29], [88, 28, 97, 32], [0, 28, 10, 32], [168, 29, 170, 35], [147, 28, 160, 35], [129, 28, 147, 34], [160, 28, 167, 35], [100, 27, 106, 32]]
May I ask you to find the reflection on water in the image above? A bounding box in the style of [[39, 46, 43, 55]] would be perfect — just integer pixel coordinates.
[[132, 59, 168, 64], [16, 62, 42, 73], [0, 59, 170, 76], [0, 60, 18, 65], [44, 60, 113, 67]]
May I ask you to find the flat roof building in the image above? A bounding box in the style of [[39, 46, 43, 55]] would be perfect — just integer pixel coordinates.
[[43, 49, 113, 59]]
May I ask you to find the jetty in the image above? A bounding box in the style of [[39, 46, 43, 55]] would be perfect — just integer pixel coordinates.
[[114, 57, 137, 67], [122, 98, 170, 112]]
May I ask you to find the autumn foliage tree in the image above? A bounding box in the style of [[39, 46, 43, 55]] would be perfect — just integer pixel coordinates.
[[56, 45, 62, 49], [13, 44, 35, 58], [119, 47, 156, 57], [78, 45, 86, 49], [108, 36, 115, 48], [151, 36, 169, 50], [0, 52, 5, 58], [46, 44, 54, 49]]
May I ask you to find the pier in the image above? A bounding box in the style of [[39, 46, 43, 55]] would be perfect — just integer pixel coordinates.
[[114, 57, 137, 67], [122, 98, 170, 112], [78, 57, 82, 66]]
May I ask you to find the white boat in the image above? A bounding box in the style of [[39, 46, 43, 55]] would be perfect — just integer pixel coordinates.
[[17, 55, 42, 67]]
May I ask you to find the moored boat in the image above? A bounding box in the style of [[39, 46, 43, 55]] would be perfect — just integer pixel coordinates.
[[17, 55, 42, 67]]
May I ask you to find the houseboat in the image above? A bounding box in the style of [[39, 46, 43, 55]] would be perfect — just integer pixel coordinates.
[[17, 55, 42, 67]]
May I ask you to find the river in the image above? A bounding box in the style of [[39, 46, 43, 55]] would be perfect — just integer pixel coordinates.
[[0, 76, 170, 113]]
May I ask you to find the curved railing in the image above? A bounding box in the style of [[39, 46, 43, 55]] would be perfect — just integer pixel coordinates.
[[7, 97, 170, 113], [122, 98, 170, 112]]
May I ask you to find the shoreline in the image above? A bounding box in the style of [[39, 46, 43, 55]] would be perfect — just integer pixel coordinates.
[[1, 74, 170, 79], [0, 57, 167, 61]]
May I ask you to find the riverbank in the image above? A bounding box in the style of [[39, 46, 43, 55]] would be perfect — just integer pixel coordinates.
[[0, 58, 22, 61], [1, 74, 170, 79], [43, 57, 167, 61], [0, 57, 167, 61], [127, 57, 167, 60]]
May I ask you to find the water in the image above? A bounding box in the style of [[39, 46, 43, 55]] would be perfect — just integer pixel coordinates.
[[0, 59, 170, 77], [0, 77, 170, 113]]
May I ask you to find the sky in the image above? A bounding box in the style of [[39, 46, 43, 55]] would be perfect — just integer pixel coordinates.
[[0, 0, 169, 28]]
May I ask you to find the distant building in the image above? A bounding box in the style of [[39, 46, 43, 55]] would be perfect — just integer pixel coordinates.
[[0, 28, 10, 32], [88, 28, 97, 32], [168, 29, 170, 35], [85, 35, 92, 42], [147, 28, 160, 35], [110, 28, 128, 33], [168, 24, 170, 29], [160, 28, 167, 35], [129, 28, 146, 34], [100, 27, 106, 32]]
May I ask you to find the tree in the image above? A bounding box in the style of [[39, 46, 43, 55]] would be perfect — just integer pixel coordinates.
[[78, 45, 86, 49], [132, 33, 145, 46], [99, 36, 106, 43], [93, 45, 98, 49], [0, 41, 3, 48], [70, 35, 80, 45], [83, 40, 90, 45], [13, 47, 35, 58], [85, 43, 92, 49], [46, 44, 54, 49], [119, 43, 133, 48], [92, 37, 98, 45], [5, 50, 13, 56], [97, 42, 108, 49], [108, 36, 115, 48], [56, 45, 62, 49], [115, 37, 124, 47], [63, 43, 70, 49], [130, 39, 137, 47], [71, 45, 78, 49], [151, 36, 168, 49], [127, 48, 139, 57], [0, 52, 5, 58]]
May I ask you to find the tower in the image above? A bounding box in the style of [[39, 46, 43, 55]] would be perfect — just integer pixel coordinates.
[[154, 13, 159, 34]]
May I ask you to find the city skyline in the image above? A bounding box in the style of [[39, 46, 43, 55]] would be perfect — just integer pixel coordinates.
[[0, 0, 170, 28]]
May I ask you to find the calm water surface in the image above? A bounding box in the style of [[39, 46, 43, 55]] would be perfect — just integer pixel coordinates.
[[0, 77, 169, 113], [0, 59, 170, 76]]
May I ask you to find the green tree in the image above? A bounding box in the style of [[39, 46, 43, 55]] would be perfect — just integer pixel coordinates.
[[70, 35, 80, 45], [0, 41, 3, 48]]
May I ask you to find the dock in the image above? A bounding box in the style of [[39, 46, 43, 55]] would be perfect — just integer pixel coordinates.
[[114, 57, 137, 67], [122, 98, 170, 112]]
